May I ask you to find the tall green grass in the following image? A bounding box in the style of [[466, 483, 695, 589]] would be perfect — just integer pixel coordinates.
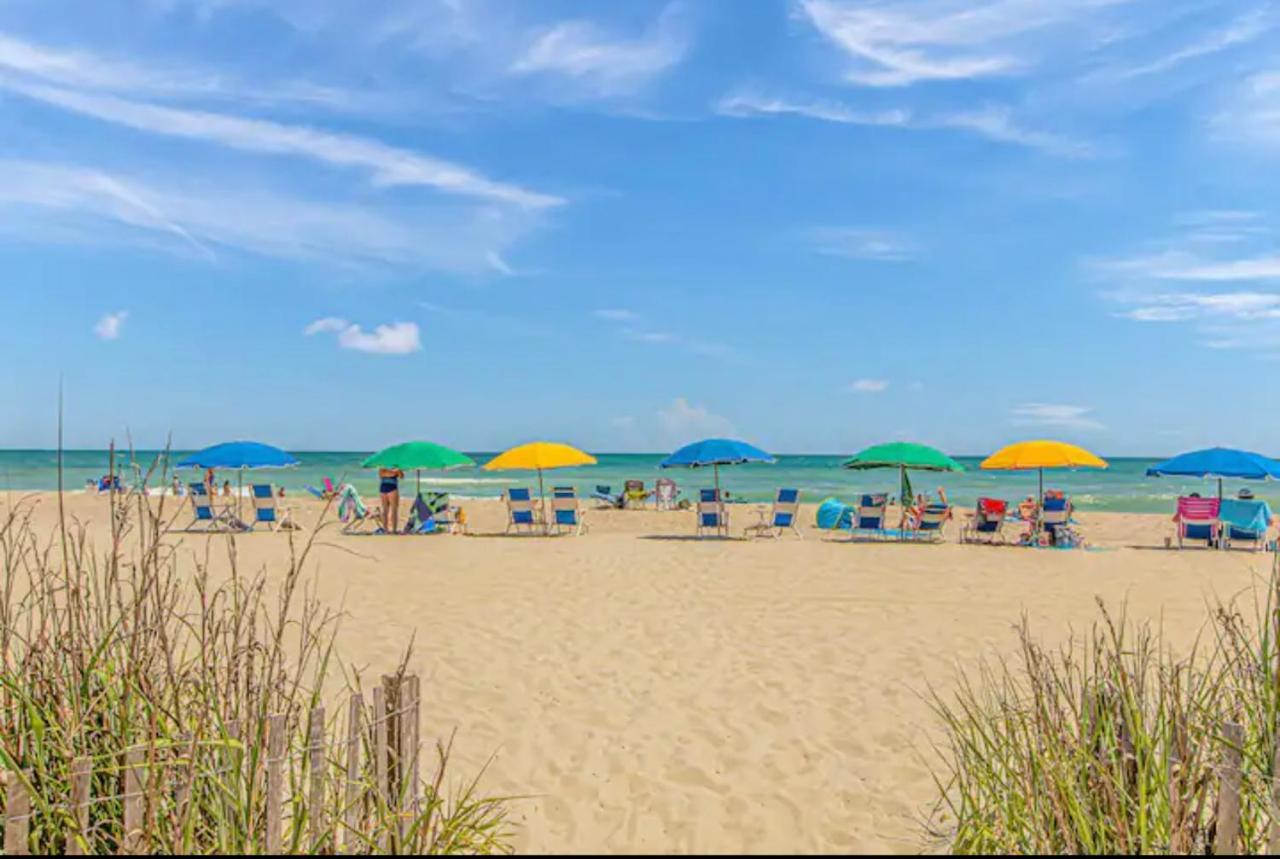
[[929, 562, 1280, 854], [0, 450, 512, 854]]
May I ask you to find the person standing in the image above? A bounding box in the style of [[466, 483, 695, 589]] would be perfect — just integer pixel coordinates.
[[378, 466, 405, 533]]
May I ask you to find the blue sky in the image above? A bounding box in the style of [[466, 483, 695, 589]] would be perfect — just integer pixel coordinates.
[[1, 0, 1279, 455]]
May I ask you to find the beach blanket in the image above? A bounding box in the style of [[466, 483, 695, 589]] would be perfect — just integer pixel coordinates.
[[1219, 498, 1272, 534], [815, 497, 853, 530]]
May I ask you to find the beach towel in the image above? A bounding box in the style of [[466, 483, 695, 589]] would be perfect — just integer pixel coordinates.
[[978, 497, 1008, 517], [816, 498, 853, 530], [1219, 498, 1271, 535], [337, 484, 368, 521]]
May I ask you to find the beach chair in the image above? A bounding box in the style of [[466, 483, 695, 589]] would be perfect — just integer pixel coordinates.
[[338, 484, 383, 534], [906, 503, 950, 542], [1220, 498, 1271, 551], [847, 493, 888, 540], [1174, 496, 1220, 548], [624, 480, 651, 509], [550, 487, 587, 535], [1041, 494, 1071, 543], [250, 484, 300, 531], [505, 487, 541, 534], [696, 488, 728, 537], [183, 482, 245, 532], [655, 478, 679, 511], [746, 489, 802, 539], [592, 485, 622, 508], [306, 477, 339, 500], [961, 498, 1008, 544]]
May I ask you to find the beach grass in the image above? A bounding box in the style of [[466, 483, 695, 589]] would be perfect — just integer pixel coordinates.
[[0, 448, 512, 854], [928, 558, 1280, 854]]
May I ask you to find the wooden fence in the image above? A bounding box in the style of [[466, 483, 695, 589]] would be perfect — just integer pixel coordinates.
[[1, 674, 426, 855]]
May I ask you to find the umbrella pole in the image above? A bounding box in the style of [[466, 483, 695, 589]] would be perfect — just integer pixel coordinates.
[[1037, 468, 1044, 536], [715, 464, 723, 536], [899, 464, 907, 531], [538, 468, 547, 535]]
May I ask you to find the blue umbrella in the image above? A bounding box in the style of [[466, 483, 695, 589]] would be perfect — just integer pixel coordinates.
[[177, 441, 300, 512], [1146, 447, 1280, 500], [659, 438, 776, 499]]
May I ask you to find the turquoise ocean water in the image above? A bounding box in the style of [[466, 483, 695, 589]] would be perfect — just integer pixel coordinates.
[[0, 450, 1272, 514]]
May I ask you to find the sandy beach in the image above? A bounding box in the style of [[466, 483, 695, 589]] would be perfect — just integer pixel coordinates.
[[7, 490, 1273, 854]]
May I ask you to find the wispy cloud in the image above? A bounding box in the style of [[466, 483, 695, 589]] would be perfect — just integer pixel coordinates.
[[1117, 292, 1280, 322], [1214, 70, 1280, 147], [510, 3, 688, 98], [810, 227, 915, 261], [657, 397, 734, 439], [594, 308, 639, 322], [1099, 250, 1280, 282], [305, 317, 422, 355], [1107, 10, 1270, 79], [849, 378, 889, 393], [1011, 403, 1104, 431], [94, 310, 128, 340]]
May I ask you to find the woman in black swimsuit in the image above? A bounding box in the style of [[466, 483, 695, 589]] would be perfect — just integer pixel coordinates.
[[378, 467, 405, 532]]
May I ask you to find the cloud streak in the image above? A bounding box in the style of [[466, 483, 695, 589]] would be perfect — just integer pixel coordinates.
[[305, 317, 422, 355], [1011, 403, 1104, 431]]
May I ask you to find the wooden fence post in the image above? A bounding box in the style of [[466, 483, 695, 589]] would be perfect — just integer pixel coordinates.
[[122, 748, 145, 854], [342, 693, 364, 854], [3, 770, 31, 856], [1216, 722, 1244, 856], [308, 706, 327, 852], [373, 686, 389, 854], [385, 674, 409, 849], [266, 714, 285, 855], [68, 756, 92, 856], [1270, 719, 1280, 855], [409, 675, 421, 817]]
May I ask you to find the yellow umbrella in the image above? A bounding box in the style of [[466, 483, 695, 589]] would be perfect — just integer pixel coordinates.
[[483, 442, 598, 532], [981, 440, 1108, 525]]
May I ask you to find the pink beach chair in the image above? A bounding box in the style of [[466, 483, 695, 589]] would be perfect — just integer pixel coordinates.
[[1174, 496, 1220, 548]]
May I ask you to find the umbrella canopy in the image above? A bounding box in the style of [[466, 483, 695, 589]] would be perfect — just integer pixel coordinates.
[[659, 438, 776, 469], [1146, 446, 1280, 501], [981, 440, 1108, 472], [482, 442, 596, 472], [842, 442, 964, 473], [362, 441, 474, 471], [177, 441, 299, 470]]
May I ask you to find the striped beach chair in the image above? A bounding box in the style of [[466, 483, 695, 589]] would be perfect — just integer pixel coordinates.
[[505, 487, 541, 534], [550, 486, 587, 535], [961, 498, 1008, 544], [1174, 496, 1220, 548], [250, 484, 300, 531], [848, 493, 888, 540], [746, 488, 802, 538], [697, 488, 728, 537]]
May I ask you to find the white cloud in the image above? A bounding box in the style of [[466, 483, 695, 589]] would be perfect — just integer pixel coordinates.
[[1109, 11, 1270, 79], [1214, 71, 1280, 147], [849, 378, 889, 393], [716, 90, 1094, 157], [306, 318, 422, 355], [657, 397, 734, 439], [510, 3, 688, 97], [0, 79, 562, 209], [625, 330, 675, 343], [1118, 292, 1280, 323], [1011, 403, 1104, 431], [95, 310, 128, 340], [811, 227, 915, 261], [594, 308, 639, 322], [1100, 250, 1280, 282]]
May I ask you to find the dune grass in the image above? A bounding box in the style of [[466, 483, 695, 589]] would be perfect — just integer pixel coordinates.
[[929, 559, 1280, 854], [0, 449, 512, 854]]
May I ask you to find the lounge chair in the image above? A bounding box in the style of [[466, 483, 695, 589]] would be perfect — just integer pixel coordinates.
[[1219, 497, 1270, 551], [250, 484, 300, 531], [1041, 494, 1072, 544], [961, 498, 1008, 544], [746, 489, 802, 539], [183, 482, 245, 532], [305, 477, 340, 501], [696, 488, 728, 537], [505, 487, 542, 534], [624, 480, 651, 509], [847, 493, 888, 540], [338, 484, 383, 534], [550, 486, 587, 535], [1173, 496, 1220, 548], [906, 503, 950, 542], [592, 485, 623, 508], [655, 478, 679, 511]]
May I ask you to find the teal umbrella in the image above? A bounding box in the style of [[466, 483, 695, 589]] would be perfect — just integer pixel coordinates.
[[362, 441, 475, 494], [842, 442, 965, 528]]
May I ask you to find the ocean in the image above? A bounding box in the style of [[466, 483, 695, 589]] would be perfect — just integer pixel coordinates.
[[0, 450, 1267, 513]]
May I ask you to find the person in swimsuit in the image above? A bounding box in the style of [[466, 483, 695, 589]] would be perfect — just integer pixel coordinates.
[[379, 467, 405, 533]]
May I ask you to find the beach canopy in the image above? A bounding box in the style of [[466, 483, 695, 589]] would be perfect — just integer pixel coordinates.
[[362, 441, 474, 471], [177, 441, 299, 470], [659, 438, 776, 469], [482, 442, 596, 473], [981, 440, 1108, 472], [1146, 446, 1280, 501], [844, 442, 964, 527]]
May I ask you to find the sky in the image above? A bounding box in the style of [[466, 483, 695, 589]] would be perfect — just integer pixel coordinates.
[[1, 0, 1279, 455]]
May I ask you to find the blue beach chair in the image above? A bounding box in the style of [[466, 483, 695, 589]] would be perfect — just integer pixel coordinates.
[[1041, 494, 1071, 543], [551, 486, 587, 535], [961, 498, 1008, 544], [697, 488, 728, 537], [906, 503, 950, 542], [746, 489, 802, 539], [184, 482, 245, 532], [592, 485, 622, 508], [1221, 498, 1272, 551], [250, 484, 299, 531], [505, 487, 541, 534], [847, 493, 888, 540]]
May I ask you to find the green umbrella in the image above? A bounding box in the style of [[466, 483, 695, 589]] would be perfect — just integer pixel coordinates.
[[362, 441, 475, 494], [842, 442, 965, 529]]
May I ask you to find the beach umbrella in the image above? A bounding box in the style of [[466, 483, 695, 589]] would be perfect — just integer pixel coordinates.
[[1146, 447, 1280, 501], [842, 442, 965, 528], [177, 441, 300, 514], [981, 440, 1108, 523], [362, 441, 475, 494], [658, 438, 776, 501], [482, 442, 597, 532]]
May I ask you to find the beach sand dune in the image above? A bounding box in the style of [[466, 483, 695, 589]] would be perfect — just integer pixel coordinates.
[[8, 493, 1270, 853]]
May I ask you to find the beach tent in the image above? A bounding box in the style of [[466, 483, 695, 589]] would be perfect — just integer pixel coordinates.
[[482, 442, 597, 533], [842, 442, 964, 528], [362, 441, 475, 494], [1146, 447, 1280, 501], [658, 438, 776, 501], [981, 440, 1108, 528], [177, 441, 300, 515]]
